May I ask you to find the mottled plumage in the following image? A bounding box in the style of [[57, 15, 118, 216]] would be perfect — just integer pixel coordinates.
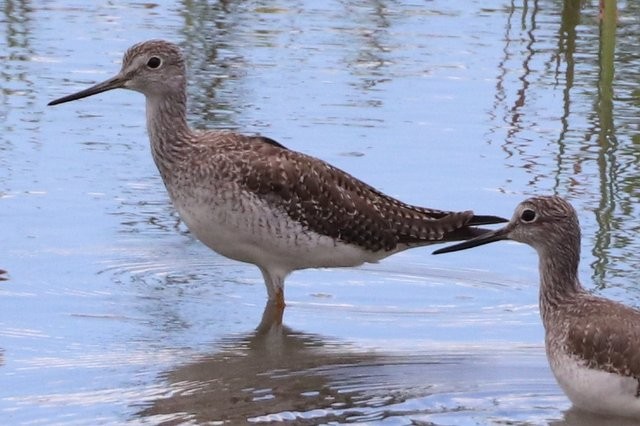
[[49, 40, 506, 308], [565, 298, 640, 383], [434, 195, 640, 418]]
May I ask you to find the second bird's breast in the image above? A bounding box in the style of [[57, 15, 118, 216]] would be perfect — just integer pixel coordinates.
[[548, 348, 640, 418]]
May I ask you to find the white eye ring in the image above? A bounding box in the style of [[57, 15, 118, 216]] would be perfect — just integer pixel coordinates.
[[521, 208, 536, 222], [146, 56, 162, 69]]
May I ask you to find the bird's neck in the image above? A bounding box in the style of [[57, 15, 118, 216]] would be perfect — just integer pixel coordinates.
[[145, 91, 193, 175], [537, 241, 584, 327]]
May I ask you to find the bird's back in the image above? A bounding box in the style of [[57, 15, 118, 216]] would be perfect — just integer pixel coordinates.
[[167, 132, 490, 254]]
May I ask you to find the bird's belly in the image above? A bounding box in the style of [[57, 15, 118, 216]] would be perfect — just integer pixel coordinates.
[[173, 191, 385, 271], [549, 350, 640, 418]]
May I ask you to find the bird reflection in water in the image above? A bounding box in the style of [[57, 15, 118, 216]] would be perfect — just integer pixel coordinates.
[[135, 301, 387, 424], [133, 301, 570, 424], [551, 408, 640, 426]]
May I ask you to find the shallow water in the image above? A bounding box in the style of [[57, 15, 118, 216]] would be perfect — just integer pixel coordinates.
[[2, 0, 640, 424]]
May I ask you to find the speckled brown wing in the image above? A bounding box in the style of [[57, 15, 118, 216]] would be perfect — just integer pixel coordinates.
[[238, 136, 481, 252], [566, 296, 640, 381]]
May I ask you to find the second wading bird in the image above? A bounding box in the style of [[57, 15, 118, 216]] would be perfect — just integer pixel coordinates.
[[434, 195, 640, 419], [49, 40, 506, 309]]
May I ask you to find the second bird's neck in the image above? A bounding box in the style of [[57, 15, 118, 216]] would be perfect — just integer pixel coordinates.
[[537, 242, 584, 327]]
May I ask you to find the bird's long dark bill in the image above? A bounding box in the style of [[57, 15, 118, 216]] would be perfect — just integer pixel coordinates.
[[433, 226, 510, 255], [48, 75, 125, 106]]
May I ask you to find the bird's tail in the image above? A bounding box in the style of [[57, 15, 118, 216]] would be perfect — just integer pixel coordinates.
[[467, 214, 508, 226]]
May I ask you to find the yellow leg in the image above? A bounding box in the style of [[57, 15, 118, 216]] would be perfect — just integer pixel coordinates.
[[260, 266, 287, 309], [275, 287, 286, 310], [256, 298, 285, 332]]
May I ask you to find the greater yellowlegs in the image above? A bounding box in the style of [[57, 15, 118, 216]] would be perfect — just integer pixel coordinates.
[[434, 195, 640, 418], [49, 40, 506, 308]]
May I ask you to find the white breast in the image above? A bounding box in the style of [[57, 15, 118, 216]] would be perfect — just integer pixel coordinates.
[[549, 350, 640, 418], [172, 186, 387, 273]]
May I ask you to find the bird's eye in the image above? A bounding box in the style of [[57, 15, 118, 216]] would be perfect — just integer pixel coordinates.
[[521, 209, 536, 222], [146, 56, 162, 69]]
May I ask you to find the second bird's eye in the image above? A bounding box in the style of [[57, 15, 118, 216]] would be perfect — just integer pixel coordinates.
[[147, 57, 162, 69], [521, 209, 536, 222]]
